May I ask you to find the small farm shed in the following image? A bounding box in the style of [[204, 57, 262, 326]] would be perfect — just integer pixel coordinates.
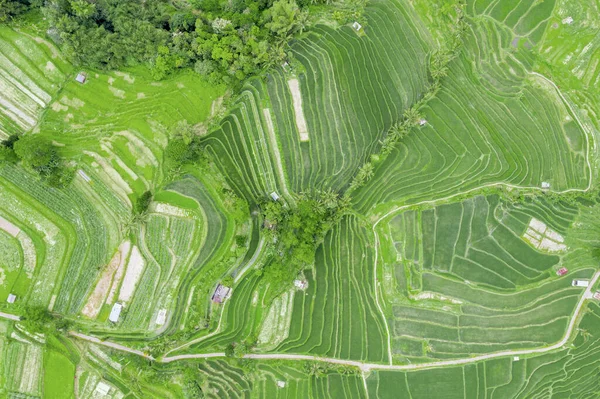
[[78, 169, 92, 183], [556, 267, 568, 276], [270, 192, 280, 201], [541, 182, 550, 189], [593, 291, 600, 301], [156, 309, 167, 325], [572, 280, 589, 287], [6, 294, 16, 304], [562, 16, 573, 25], [294, 279, 308, 290], [95, 382, 111, 395], [352, 22, 362, 31], [109, 303, 123, 322], [212, 284, 231, 304], [75, 72, 87, 84]]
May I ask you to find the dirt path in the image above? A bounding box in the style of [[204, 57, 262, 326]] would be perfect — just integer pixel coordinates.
[[162, 266, 598, 367], [0, 266, 595, 372], [68, 332, 154, 360], [1, 268, 586, 371], [0, 312, 19, 321]]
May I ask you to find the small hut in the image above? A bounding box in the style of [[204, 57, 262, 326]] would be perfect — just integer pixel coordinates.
[[75, 72, 87, 84], [109, 303, 123, 322], [6, 294, 16, 304], [352, 22, 362, 31], [212, 284, 231, 304]]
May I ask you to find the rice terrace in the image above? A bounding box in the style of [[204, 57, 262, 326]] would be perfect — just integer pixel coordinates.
[[0, 0, 600, 397]]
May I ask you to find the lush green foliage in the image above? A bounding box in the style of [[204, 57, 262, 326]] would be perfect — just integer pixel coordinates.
[[12, 135, 74, 187], [261, 191, 347, 289], [0, 0, 33, 23], [1, 0, 600, 397], [42, 0, 312, 85]]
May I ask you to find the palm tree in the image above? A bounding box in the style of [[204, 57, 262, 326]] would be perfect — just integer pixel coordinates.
[[403, 107, 423, 127]]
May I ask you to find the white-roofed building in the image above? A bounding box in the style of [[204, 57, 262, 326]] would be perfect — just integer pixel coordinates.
[[109, 303, 123, 323], [572, 280, 590, 287], [76, 72, 87, 84], [156, 309, 167, 326], [95, 381, 111, 395]]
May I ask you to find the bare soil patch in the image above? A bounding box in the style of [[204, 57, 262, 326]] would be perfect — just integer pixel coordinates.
[[82, 248, 123, 318], [287, 78, 309, 141]]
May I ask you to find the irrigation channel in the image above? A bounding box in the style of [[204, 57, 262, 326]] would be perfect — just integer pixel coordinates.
[[2, 270, 598, 372]]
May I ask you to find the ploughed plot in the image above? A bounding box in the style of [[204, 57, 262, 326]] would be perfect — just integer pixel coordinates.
[[0, 26, 71, 137]]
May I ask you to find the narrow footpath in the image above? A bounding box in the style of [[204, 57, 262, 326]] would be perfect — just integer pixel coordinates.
[[3, 270, 596, 373]]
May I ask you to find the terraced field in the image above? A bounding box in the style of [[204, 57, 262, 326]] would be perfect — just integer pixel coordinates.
[[203, 0, 432, 201], [373, 195, 599, 361], [0, 26, 71, 137], [277, 216, 388, 362], [0, 0, 599, 396], [353, 16, 590, 213], [367, 301, 600, 398]]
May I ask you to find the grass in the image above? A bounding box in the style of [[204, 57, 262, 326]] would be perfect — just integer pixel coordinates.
[[43, 350, 75, 399]]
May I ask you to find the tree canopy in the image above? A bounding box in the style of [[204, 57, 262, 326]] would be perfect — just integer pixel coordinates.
[[11, 135, 74, 188]]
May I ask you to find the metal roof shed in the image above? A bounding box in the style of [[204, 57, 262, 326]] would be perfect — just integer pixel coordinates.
[[109, 303, 123, 322]]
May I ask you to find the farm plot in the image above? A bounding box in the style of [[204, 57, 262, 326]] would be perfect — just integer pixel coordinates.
[[0, 165, 126, 314], [5, 340, 43, 397], [383, 195, 592, 360], [535, 0, 600, 134], [368, 301, 600, 398], [204, 0, 432, 201], [203, 80, 285, 202], [469, 0, 557, 44], [0, 175, 69, 305], [40, 66, 225, 190], [160, 176, 236, 332], [117, 213, 201, 330], [390, 195, 565, 289], [0, 228, 21, 270], [353, 17, 590, 214], [43, 350, 75, 399], [276, 216, 388, 363], [197, 360, 251, 398], [0, 26, 70, 137]]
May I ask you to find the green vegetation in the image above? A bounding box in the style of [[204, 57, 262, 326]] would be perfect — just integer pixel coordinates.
[[43, 350, 75, 399], [0, 0, 599, 397], [13, 135, 74, 187], [260, 191, 347, 290]]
